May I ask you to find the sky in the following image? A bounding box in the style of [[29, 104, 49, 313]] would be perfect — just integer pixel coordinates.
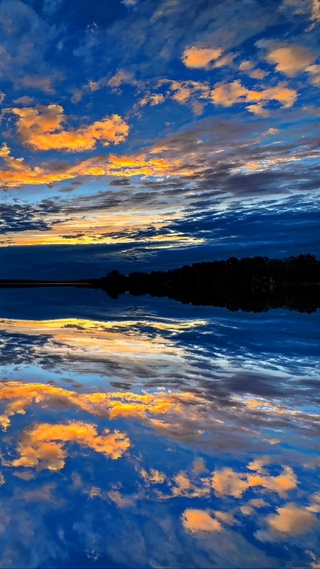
[[0, 0, 319, 274]]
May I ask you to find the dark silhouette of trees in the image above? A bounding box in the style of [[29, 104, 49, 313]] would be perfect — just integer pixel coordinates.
[[1, 255, 319, 313], [93, 254, 320, 313]]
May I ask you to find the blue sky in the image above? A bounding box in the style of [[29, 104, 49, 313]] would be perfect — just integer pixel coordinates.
[[0, 0, 319, 265]]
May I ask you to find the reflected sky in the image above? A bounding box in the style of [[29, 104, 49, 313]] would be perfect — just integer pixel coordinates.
[[0, 292, 319, 568]]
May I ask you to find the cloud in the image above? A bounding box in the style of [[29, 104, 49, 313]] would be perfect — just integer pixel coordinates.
[[13, 95, 35, 105], [139, 93, 165, 106], [211, 464, 298, 498], [182, 45, 223, 68], [211, 79, 298, 111], [310, 0, 320, 27], [0, 0, 62, 89], [107, 69, 136, 88], [121, 0, 140, 7], [249, 498, 269, 508], [239, 60, 255, 71], [20, 74, 57, 94], [140, 468, 166, 484], [181, 509, 223, 534], [256, 503, 318, 541], [265, 128, 279, 135], [9, 421, 131, 470], [259, 42, 316, 76], [281, 0, 320, 30], [0, 144, 188, 190], [192, 457, 208, 475], [7, 105, 130, 152], [307, 64, 320, 86], [240, 505, 255, 516], [168, 80, 210, 104], [249, 69, 269, 79]]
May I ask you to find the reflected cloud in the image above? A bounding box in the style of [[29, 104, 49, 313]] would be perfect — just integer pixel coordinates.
[[7, 421, 130, 471], [211, 464, 298, 498], [256, 503, 318, 541], [182, 509, 223, 534]]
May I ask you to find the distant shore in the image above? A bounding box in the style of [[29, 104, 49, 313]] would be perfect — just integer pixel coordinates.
[[0, 280, 93, 287], [1, 254, 319, 312]]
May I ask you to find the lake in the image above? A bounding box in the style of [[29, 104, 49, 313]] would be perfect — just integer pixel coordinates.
[[0, 286, 319, 568]]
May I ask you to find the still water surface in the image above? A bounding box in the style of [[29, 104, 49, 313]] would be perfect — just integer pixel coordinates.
[[0, 287, 319, 568]]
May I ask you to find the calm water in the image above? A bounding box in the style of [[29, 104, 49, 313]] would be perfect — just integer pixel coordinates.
[[0, 287, 319, 568]]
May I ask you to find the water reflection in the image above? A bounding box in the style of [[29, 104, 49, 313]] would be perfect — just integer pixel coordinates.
[[0, 309, 319, 568]]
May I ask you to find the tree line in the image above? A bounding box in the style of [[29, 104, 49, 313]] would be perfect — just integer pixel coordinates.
[[92, 254, 320, 313]]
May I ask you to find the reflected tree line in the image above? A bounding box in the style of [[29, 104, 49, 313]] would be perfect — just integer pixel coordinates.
[[93, 254, 320, 312]]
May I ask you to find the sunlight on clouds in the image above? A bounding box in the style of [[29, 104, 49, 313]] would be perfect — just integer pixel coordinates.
[[306, 64, 320, 86], [8, 422, 130, 470], [0, 223, 204, 247], [167, 80, 210, 104], [0, 145, 191, 190], [181, 509, 223, 533], [211, 465, 298, 498], [107, 69, 136, 88], [256, 503, 318, 541], [259, 42, 316, 77], [211, 80, 298, 111], [0, 381, 201, 434], [182, 46, 223, 68], [140, 468, 166, 484], [249, 498, 269, 508], [139, 93, 165, 106], [7, 105, 130, 151]]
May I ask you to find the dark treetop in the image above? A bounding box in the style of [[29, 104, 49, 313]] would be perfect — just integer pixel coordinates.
[[93, 254, 320, 313]]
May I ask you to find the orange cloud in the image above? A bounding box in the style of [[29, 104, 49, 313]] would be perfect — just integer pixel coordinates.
[[181, 509, 223, 534], [192, 457, 208, 475], [139, 93, 165, 106], [307, 64, 320, 86], [168, 80, 210, 104], [263, 44, 316, 76], [0, 143, 191, 190], [182, 46, 223, 68], [249, 69, 269, 79], [240, 505, 255, 516], [8, 105, 130, 152], [211, 80, 298, 110], [211, 464, 298, 498], [249, 498, 268, 508], [239, 61, 255, 71], [261, 503, 318, 539], [9, 421, 130, 471], [140, 468, 166, 484], [107, 69, 135, 88], [0, 377, 201, 436]]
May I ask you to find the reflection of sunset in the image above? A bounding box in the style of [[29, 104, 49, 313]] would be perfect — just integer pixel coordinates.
[[0, 380, 304, 506], [211, 465, 298, 498], [182, 509, 223, 534], [0, 317, 203, 364], [0, 381, 200, 431], [8, 422, 130, 471]]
